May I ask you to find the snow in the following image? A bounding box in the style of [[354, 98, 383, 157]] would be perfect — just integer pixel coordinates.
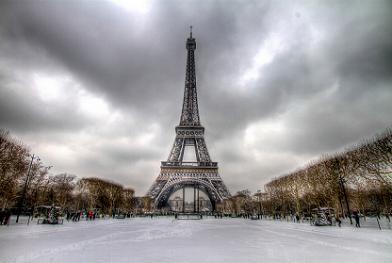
[[1, 217, 391, 263]]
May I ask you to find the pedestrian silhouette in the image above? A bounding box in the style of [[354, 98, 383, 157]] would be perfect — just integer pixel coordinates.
[[353, 211, 360, 228]]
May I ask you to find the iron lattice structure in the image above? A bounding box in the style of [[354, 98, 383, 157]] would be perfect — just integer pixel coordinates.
[[146, 30, 230, 210]]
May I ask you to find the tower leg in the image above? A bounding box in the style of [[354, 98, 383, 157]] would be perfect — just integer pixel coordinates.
[[182, 187, 185, 213], [193, 185, 196, 212], [197, 185, 200, 213]]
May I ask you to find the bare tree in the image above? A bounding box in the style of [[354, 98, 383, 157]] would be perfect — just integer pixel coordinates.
[[0, 130, 30, 209]]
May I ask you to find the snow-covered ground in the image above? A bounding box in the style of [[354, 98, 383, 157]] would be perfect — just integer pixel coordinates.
[[1, 217, 391, 263]]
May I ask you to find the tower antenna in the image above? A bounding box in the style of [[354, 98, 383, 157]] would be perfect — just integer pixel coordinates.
[[190, 25, 193, 38]]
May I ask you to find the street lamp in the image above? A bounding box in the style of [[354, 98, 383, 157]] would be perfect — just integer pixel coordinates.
[[16, 154, 40, 223]]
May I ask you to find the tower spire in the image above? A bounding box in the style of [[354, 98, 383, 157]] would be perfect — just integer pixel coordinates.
[[180, 26, 200, 126]]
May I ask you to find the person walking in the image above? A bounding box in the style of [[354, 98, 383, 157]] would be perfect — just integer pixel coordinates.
[[4, 209, 11, 225], [353, 211, 360, 228], [0, 209, 4, 225], [326, 213, 332, 226], [335, 215, 342, 227]]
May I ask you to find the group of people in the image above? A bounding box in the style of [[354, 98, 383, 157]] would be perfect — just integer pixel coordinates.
[[86, 210, 97, 220], [65, 210, 99, 221], [0, 209, 12, 225], [65, 211, 82, 222], [273, 209, 365, 228], [315, 211, 365, 228], [332, 212, 360, 228]]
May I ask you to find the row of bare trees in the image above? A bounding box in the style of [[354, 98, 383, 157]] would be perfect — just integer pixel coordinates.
[[263, 129, 392, 217], [0, 130, 135, 216], [217, 190, 255, 215], [76, 177, 135, 215]]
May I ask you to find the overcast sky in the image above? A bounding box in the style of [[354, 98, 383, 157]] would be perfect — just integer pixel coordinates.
[[1, 0, 391, 195]]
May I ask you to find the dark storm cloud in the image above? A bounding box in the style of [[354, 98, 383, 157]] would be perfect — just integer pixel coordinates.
[[0, 0, 391, 194]]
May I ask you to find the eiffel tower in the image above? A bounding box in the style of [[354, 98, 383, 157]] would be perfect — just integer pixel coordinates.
[[146, 28, 230, 211]]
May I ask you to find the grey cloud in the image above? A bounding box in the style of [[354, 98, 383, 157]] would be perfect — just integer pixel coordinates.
[[0, 0, 391, 195], [0, 70, 89, 133]]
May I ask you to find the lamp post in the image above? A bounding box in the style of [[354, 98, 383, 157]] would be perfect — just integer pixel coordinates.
[[16, 154, 40, 223]]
